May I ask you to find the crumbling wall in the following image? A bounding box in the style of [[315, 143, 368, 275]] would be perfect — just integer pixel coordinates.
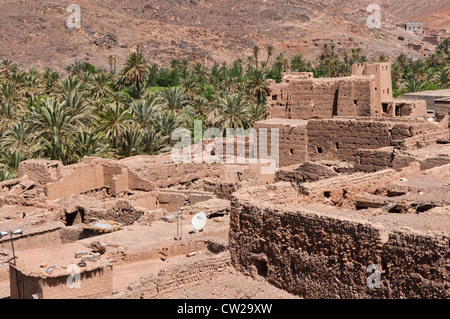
[[109, 251, 231, 299], [306, 118, 449, 163], [307, 119, 393, 162], [46, 161, 106, 200], [156, 189, 215, 213], [266, 76, 375, 120], [254, 119, 308, 167], [10, 264, 113, 299], [18, 160, 62, 185], [275, 162, 339, 183], [30, 157, 155, 200], [297, 169, 396, 204], [229, 197, 449, 298], [355, 148, 450, 172]]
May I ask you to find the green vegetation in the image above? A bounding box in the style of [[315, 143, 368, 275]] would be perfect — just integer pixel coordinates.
[[0, 40, 448, 180]]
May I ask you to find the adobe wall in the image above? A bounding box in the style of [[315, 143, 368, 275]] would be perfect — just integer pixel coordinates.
[[10, 264, 113, 299], [0, 229, 62, 252], [401, 90, 450, 111], [46, 160, 105, 200], [435, 98, 450, 116], [21, 157, 156, 200], [229, 192, 449, 298], [119, 155, 228, 189], [306, 119, 393, 162], [352, 63, 393, 115], [254, 119, 308, 167], [307, 118, 449, 163], [109, 251, 231, 299], [18, 160, 62, 185], [355, 147, 450, 172], [382, 100, 428, 118], [9, 242, 114, 299], [157, 189, 215, 213], [266, 75, 375, 120]]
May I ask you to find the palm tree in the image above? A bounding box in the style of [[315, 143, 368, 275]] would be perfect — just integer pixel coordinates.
[[249, 103, 266, 124], [275, 53, 290, 71], [0, 82, 22, 105], [432, 69, 450, 89], [157, 87, 194, 123], [265, 45, 275, 67], [90, 73, 113, 99], [191, 96, 211, 118], [0, 168, 16, 182], [1, 121, 38, 154], [404, 77, 426, 93], [156, 111, 185, 143], [181, 76, 201, 98], [121, 51, 148, 99], [210, 94, 251, 130], [0, 101, 18, 133], [97, 103, 133, 148], [72, 128, 115, 160], [408, 59, 428, 82], [0, 149, 28, 173], [246, 56, 254, 71], [377, 55, 388, 62], [253, 45, 260, 70], [24, 73, 45, 106], [53, 77, 84, 98], [66, 61, 87, 77], [28, 97, 90, 163], [192, 62, 209, 82], [118, 126, 142, 158], [130, 98, 161, 129], [0, 58, 18, 80], [43, 67, 61, 94], [107, 55, 117, 73], [246, 68, 269, 105], [140, 129, 169, 155], [437, 37, 450, 54]]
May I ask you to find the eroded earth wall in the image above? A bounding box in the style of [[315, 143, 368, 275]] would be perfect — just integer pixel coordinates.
[[229, 199, 449, 298]]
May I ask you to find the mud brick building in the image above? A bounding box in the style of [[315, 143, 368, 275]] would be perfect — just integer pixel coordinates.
[[0, 62, 448, 299], [259, 63, 447, 168], [228, 64, 449, 299]]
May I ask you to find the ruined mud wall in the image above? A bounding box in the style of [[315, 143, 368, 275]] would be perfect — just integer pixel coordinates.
[[307, 119, 393, 162], [355, 148, 450, 172], [46, 161, 105, 200], [10, 264, 113, 299], [254, 119, 308, 167], [229, 198, 449, 298], [22, 157, 155, 200], [267, 76, 375, 120], [108, 251, 231, 299], [306, 118, 449, 163]]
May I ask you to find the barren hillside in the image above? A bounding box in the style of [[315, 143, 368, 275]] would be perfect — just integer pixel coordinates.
[[0, 0, 446, 72]]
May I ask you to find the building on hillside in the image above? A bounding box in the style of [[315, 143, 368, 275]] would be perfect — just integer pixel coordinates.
[[406, 22, 424, 34]]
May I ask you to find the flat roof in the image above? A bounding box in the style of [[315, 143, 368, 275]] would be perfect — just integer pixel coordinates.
[[254, 118, 309, 126], [402, 89, 450, 97], [12, 242, 110, 277]]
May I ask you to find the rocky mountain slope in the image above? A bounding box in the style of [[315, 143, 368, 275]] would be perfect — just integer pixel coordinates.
[[0, 0, 446, 72]]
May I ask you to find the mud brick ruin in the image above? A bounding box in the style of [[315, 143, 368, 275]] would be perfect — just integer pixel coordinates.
[[0, 62, 448, 299]]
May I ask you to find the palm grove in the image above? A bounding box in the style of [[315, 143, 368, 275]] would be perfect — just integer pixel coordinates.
[[0, 40, 449, 180]]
